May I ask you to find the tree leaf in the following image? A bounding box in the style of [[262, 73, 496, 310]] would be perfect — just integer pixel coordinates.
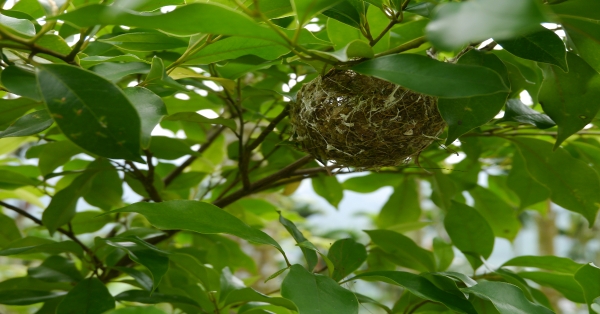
[[506, 151, 550, 210], [108, 200, 288, 261], [164, 112, 236, 131], [148, 136, 196, 160], [311, 174, 344, 208], [42, 170, 97, 235], [496, 27, 567, 71], [498, 99, 555, 129], [37, 64, 143, 161], [322, 1, 362, 28], [511, 137, 600, 225], [327, 238, 367, 282], [438, 49, 509, 145], [342, 173, 403, 193], [223, 287, 297, 310], [70, 211, 112, 235], [281, 264, 358, 314], [115, 290, 200, 307], [0, 212, 21, 248], [56, 278, 115, 314], [444, 201, 494, 271], [100, 32, 188, 51], [518, 271, 585, 303], [433, 237, 454, 272], [0, 110, 53, 138], [574, 263, 600, 312], [37, 140, 83, 176], [168, 253, 220, 293], [0, 13, 35, 36], [0, 169, 38, 190], [469, 186, 520, 240], [92, 62, 151, 83], [185, 37, 290, 65], [462, 281, 553, 314], [377, 177, 421, 228], [0, 290, 64, 305], [352, 54, 509, 98], [502, 255, 583, 274], [539, 52, 600, 149], [79, 55, 146, 68], [28, 255, 84, 283], [0, 65, 42, 101], [291, 0, 343, 26], [82, 160, 124, 211], [123, 87, 167, 149], [279, 213, 318, 271], [426, 0, 548, 51], [365, 229, 436, 272], [317, 39, 374, 62], [0, 237, 83, 257], [351, 271, 477, 314], [0, 98, 41, 127]]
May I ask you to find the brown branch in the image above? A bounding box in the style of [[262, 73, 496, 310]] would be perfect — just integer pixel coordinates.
[[125, 161, 163, 202], [374, 36, 427, 58], [163, 125, 226, 187], [246, 106, 290, 152]]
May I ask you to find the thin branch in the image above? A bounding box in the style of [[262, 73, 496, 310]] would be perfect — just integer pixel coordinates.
[[246, 106, 289, 152], [125, 161, 163, 202], [163, 125, 226, 187], [374, 36, 427, 58]]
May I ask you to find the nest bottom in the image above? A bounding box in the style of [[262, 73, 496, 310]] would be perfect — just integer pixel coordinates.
[[290, 70, 445, 169]]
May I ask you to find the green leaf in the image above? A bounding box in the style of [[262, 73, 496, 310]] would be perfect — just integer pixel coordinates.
[[0, 98, 41, 127], [502, 255, 583, 274], [462, 281, 553, 314], [37, 140, 83, 176], [317, 39, 374, 62], [56, 278, 115, 314], [0, 110, 53, 138], [0, 290, 64, 305], [365, 229, 436, 272], [223, 287, 298, 310], [105, 307, 166, 314], [0, 212, 21, 248], [279, 213, 318, 271], [426, 0, 548, 51], [444, 201, 494, 271], [169, 252, 220, 292], [327, 17, 364, 49], [54, 3, 326, 45], [351, 271, 476, 314], [0, 169, 38, 190], [79, 55, 146, 68], [123, 87, 167, 149], [71, 211, 113, 235], [115, 290, 200, 307], [377, 177, 421, 228], [185, 37, 291, 64], [539, 53, 600, 148], [511, 137, 600, 225], [0, 65, 42, 101], [37, 64, 143, 161], [0, 13, 35, 36], [352, 54, 509, 98], [42, 170, 98, 235], [498, 99, 555, 129], [342, 173, 403, 193], [292, 0, 343, 26], [82, 160, 124, 211], [507, 151, 550, 210], [114, 267, 154, 292], [496, 27, 567, 71], [322, 1, 362, 28], [100, 32, 188, 51], [281, 264, 358, 314], [327, 238, 367, 282], [575, 263, 600, 312], [433, 237, 454, 272], [469, 186, 520, 240], [518, 271, 585, 303], [312, 174, 343, 208], [438, 49, 509, 144], [28, 255, 84, 283], [149, 136, 196, 160], [0, 237, 83, 257], [108, 200, 288, 261], [92, 62, 151, 83], [104, 237, 169, 291], [389, 19, 428, 48], [164, 112, 236, 131]]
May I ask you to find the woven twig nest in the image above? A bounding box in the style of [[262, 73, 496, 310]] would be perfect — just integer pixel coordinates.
[[290, 70, 445, 169]]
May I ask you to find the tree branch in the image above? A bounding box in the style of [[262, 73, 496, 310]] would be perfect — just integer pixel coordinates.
[[125, 161, 163, 202]]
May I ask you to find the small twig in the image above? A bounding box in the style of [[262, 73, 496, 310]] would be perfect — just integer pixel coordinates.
[[125, 161, 163, 202]]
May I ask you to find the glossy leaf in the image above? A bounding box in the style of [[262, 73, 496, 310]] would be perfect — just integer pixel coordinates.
[[327, 238, 367, 281], [0, 212, 21, 248], [0, 13, 35, 36], [185, 37, 290, 64], [123, 87, 167, 149], [0, 110, 53, 138], [279, 213, 318, 271], [292, 0, 343, 26], [0, 65, 42, 101], [37, 64, 142, 161], [71, 211, 113, 235], [28, 255, 84, 283], [519, 271, 585, 303], [377, 177, 421, 228], [365, 229, 436, 272], [499, 99, 555, 129], [426, 0, 548, 51], [312, 174, 343, 208], [433, 237, 454, 272], [469, 186, 520, 240], [0, 290, 63, 305], [512, 137, 600, 225], [114, 290, 200, 307], [56, 278, 115, 314], [507, 151, 550, 210], [223, 287, 297, 310], [0, 98, 41, 127], [502, 255, 583, 274], [0, 237, 83, 257], [352, 54, 509, 98], [0, 169, 38, 190], [463, 281, 553, 314], [37, 140, 83, 176], [149, 136, 196, 160], [496, 27, 567, 71], [574, 263, 600, 311], [444, 201, 494, 270], [539, 53, 600, 148], [281, 264, 358, 314], [351, 271, 477, 314], [109, 200, 288, 260], [438, 49, 509, 145], [100, 32, 188, 51], [82, 160, 124, 211], [163, 112, 236, 131]]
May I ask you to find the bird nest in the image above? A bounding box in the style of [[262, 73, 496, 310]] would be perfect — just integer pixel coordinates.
[[290, 70, 446, 169]]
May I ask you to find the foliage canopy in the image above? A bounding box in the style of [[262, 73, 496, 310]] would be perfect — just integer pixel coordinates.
[[0, 0, 599, 313]]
